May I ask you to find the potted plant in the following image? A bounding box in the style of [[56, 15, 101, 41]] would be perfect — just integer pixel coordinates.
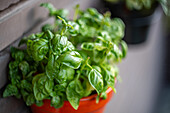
[[103, 0, 170, 44], [3, 3, 127, 113]]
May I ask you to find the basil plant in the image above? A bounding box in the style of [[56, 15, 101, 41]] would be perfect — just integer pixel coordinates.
[[3, 3, 127, 110]]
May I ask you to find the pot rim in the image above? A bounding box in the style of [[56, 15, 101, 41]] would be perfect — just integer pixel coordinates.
[[79, 87, 113, 102]]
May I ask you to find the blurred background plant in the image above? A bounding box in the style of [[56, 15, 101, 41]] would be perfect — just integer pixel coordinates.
[[105, 0, 170, 15], [103, 0, 169, 44]]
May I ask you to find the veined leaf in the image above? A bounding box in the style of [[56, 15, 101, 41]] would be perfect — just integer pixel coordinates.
[[58, 51, 82, 69], [88, 69, 103, 94], [66, 80, 84, 110]]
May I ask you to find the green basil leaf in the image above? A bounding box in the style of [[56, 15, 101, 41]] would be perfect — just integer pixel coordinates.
[[41, 3, 68, 18], [20, 89, 29, 101], [27, 39, 49, 61], [109, 18, 125, 39], [57, 65, 75, 83], [88, 69, 103, 94], [81, 42, 94, 51], [58, 51, 82, 69], [35, 100, 44, 106], [93, 49, 107, 63], [98, 31, 111, 41], [33, 73, 53, 100], [25, 70, 36, 82], [42, 24, 54, 32], [101, 65, 117, 90], [54, 83, 67, 93], [26, 94, 35, 106], [46, 30, 54, 40], [82, 78, 94, 97], [52, 35, 75, 55], [40, 3, 56, 16], [19, 61, 29, 76], [18, 34, 36, 46], [20, 80, 32, 92], [120, 40, 128, 58], [52, 35, 67, 54], [26, 40, 34, 56], [111, 44, 122, 60], [45, 54, 59, 79], [66, 80, 84, 110], [9, 61, 21, 85], [103, 70, 115, 90], [33, 81, 47, 101], [45, 77, 54, 93], [68, 21, 80, 36], [92, 66, 101, 73], [11, 47, 24, 61], [32, 39, 49, 61], [51, 95, 64, 108], [3, 84, 21, 98]]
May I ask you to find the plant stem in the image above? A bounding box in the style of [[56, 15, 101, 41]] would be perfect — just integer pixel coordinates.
[[86, 63, 93, 70]]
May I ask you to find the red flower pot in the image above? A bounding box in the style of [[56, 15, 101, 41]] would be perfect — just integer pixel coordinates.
[[31, 87, 114, 113]]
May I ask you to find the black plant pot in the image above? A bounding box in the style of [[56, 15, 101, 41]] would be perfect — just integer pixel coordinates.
[[103, 1, 160, 44]]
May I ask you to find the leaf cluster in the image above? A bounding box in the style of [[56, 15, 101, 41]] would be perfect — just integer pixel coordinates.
[[3, 3, 128, 110]]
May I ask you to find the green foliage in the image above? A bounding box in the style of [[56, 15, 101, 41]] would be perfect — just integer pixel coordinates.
[[88, 69, 103, 94], [66, 80, 84, 110], [160, 0, 170, 16], [126, 0, 153, 10], [40, 3, 68, 19], [3, 3, 127, 110], [3, 84, 20, 98], [105, 0, 170, 15], [51, 95, 64, 108], [27, 38, 49, 61], [58, 51, 82, 69]]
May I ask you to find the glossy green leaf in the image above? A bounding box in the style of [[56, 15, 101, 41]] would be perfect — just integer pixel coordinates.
[[32, 39, 49, 61], [58, 51, 82, 69], [45, 54, 59, 79], [103, 70, 115, 90], [20, 80, 32, 92], [52, 35, 75, 54], [66, 80, 84, 110], [81, 42, 94, 51], [111, 44, 122, 61], [19, 61, 29, 76], [41, 3, 68, 18], [26, 94, 35, 106], [11, 47, 24, 61], [82, 78, 94, 97], [57, 65, 75, 83], [68, 21, 80, 36], [3, 84, 20, 98], [40, 3, 57, 17], [27, 39, 49, 61], [46, 30, 54, 40], [120, 40, 128, 58], [18, 34, 36, 46], [42, 24, 54, 32], [33, 73, 54, 100], [8, 61, 21, 85], [51, 95, 64, 108], [160, 0, 170, 15], [88, 69, 103, 94], [93, 49, 107, 63]]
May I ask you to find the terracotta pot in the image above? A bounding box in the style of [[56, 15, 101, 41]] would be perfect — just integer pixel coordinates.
[[31, 87, 114, 113]]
